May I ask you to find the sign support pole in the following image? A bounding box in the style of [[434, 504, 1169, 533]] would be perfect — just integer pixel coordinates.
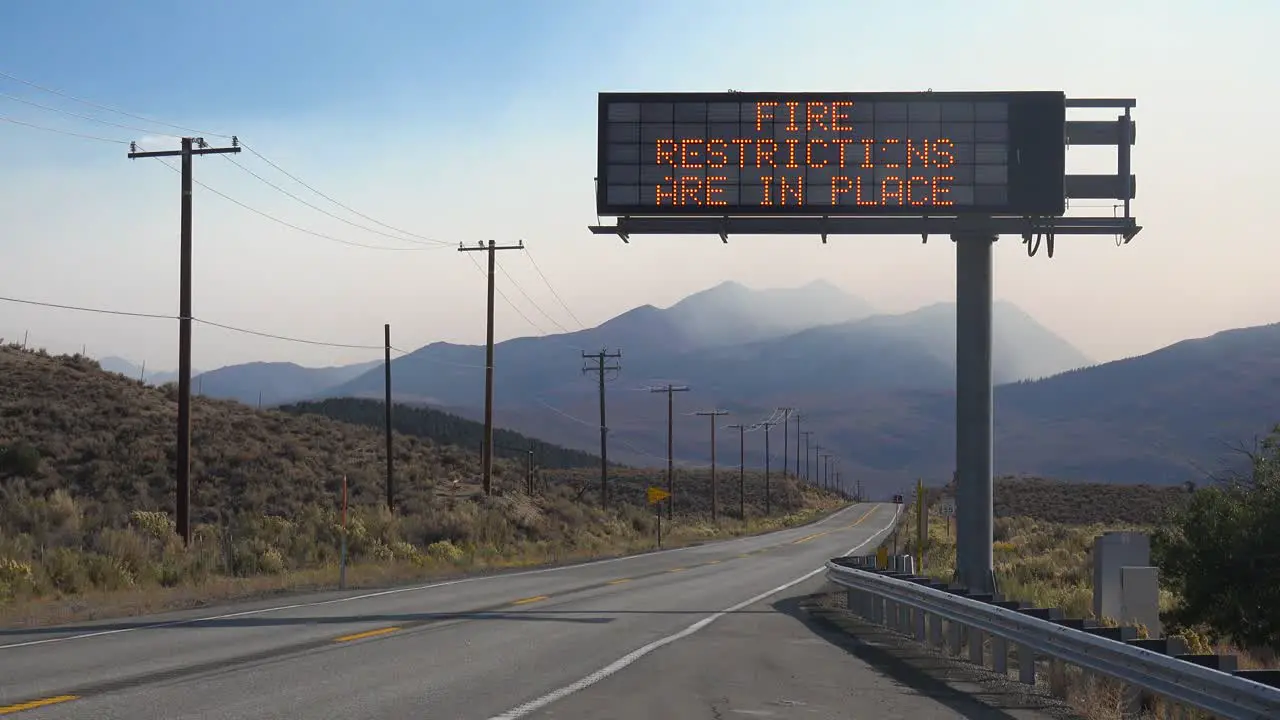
[[953, 231, 996, 595], [656, 498, 663, 549]]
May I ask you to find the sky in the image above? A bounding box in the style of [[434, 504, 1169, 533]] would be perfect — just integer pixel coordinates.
[[1, 0, 1276, 373]]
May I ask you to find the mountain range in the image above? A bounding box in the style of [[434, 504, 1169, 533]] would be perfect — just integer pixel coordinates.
[[96, 280, 1280, 494]]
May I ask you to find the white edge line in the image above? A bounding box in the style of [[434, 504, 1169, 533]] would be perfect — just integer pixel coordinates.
[[0, 503, 876, 651], [485, 504, 902, 720]]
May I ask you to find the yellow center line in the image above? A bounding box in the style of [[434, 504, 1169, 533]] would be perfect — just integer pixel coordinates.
[[511, 595, 549, 605], [667, 567, 686, 573], [792, 530, 832, 545], [704, 559, 722, 564], [846, 506, 876, 528], [607, 578, 631, 585], [333, 626, 401, 643], [0, 696, 79, 715], [737, 553, 751, 558]]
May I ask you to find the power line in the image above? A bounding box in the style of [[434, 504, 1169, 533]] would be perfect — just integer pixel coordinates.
[[462, 252, 544, 333], [0, 68, 230, 138], [0, 89, 178, 137], [496, 258, 572, 334], [218, 154, 448, 248], [0, 113, 128, 144], [238, 142, 447, 246], [140, 150, 443, 252], [193, 319, 387, 350], [525, 250, 586, 329], [0, 294, 172, 319], [0, 293, 410, 353], [0, 69, 462, 251]]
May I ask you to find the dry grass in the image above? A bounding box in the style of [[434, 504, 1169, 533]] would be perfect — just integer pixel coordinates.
[[876, 502, 1277, 720], [0, 343, 844, 628]]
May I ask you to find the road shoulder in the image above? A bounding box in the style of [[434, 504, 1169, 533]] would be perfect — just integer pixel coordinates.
[[521, 581, 1082, 719]]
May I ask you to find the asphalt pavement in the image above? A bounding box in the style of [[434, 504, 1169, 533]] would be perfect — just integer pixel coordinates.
[[0, 502, 1058, 719]]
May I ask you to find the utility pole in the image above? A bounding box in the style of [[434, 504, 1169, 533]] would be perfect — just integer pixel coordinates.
[[793, 411, 803, 479], [727, 423, 746, 520], [384, 323, 394, 510], [457, 239, 525, 495], [650, 384, 690, 520], [820, 453, 832, 490], [582, 348, 622, 508], [782, 408, 794, 480], [129, 135, 240, 547], [695, 410, 730, 522], [526, 448, 535, 495], [814, 444, 825, 490], [758, 417, 779, 516], [799, 431, 812, 484]]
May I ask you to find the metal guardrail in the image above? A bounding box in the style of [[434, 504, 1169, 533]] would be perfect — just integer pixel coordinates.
[[825, 558, 1280, 720]]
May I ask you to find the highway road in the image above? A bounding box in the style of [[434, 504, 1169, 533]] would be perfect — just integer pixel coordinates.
[[0, 502, 1049, 719]]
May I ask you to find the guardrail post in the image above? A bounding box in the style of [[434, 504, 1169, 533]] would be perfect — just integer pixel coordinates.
[[965, 593, 995, 666], [1018, 642, 1035, 685], [990, 600, 1021, 676], [929, 611, 944, 648]]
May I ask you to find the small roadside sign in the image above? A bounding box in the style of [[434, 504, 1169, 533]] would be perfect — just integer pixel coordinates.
[[938, 497, 956, 517], [647, 486, 671, 504]]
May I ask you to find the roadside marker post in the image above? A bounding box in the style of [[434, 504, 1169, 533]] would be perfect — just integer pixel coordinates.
[[340, 475, 349, 590], [648, 486, 671, 549]]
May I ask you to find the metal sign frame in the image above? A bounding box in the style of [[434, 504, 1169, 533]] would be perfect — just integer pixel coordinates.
[[596, 90, 1069, 219], [587, 95, 1140, 595]]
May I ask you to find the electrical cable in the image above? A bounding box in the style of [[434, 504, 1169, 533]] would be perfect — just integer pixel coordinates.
[[0, 68, 231, 139], [0, 113, 128, 144]]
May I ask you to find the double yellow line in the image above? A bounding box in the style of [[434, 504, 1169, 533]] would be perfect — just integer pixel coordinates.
[[0, 695, 78, 715]]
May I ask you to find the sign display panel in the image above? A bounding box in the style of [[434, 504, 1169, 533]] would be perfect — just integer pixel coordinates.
[[597, 91, 1066, 218]]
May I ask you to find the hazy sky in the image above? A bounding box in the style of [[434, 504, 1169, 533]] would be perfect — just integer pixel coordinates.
[[1, 0, 1275, 373]]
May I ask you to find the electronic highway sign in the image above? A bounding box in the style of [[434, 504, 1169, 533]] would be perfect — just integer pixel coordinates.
[[596, 91, 1067, 218]]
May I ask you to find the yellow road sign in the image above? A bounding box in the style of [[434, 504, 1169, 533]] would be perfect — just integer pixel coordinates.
[[876, 546, 888, 569], [647, 487, 671, 504]]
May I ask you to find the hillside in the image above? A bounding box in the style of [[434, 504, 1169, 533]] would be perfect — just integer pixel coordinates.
[[925, 476, 1192, 526], [0, 342, 842, 622], [479, 323, 1280, 495], [278, 397, 607, 471]]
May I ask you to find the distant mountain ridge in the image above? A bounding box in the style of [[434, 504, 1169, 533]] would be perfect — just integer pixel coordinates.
[[77, 280, 1280, 494], [97, 356, 186, 386], [196, 360, 380, 407]]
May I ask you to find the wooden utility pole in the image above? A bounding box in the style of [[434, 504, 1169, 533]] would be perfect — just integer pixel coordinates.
[[457, 240, 524, 495], [582, 348, 622, 507], [792, 411, 802, 479], [384, 323, 394, 510], [758, 417, 780, 515], [128, 136, 240, 546], [727, 423, 746, 520], [820, 453, 832, 490], [780, 408, 792, 480], [695, 410, 730, 521], [800, 431, 813, 484], [526, 449, 535, 495], [814, 443, 825, 489], [649, 384, 690, 520]]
